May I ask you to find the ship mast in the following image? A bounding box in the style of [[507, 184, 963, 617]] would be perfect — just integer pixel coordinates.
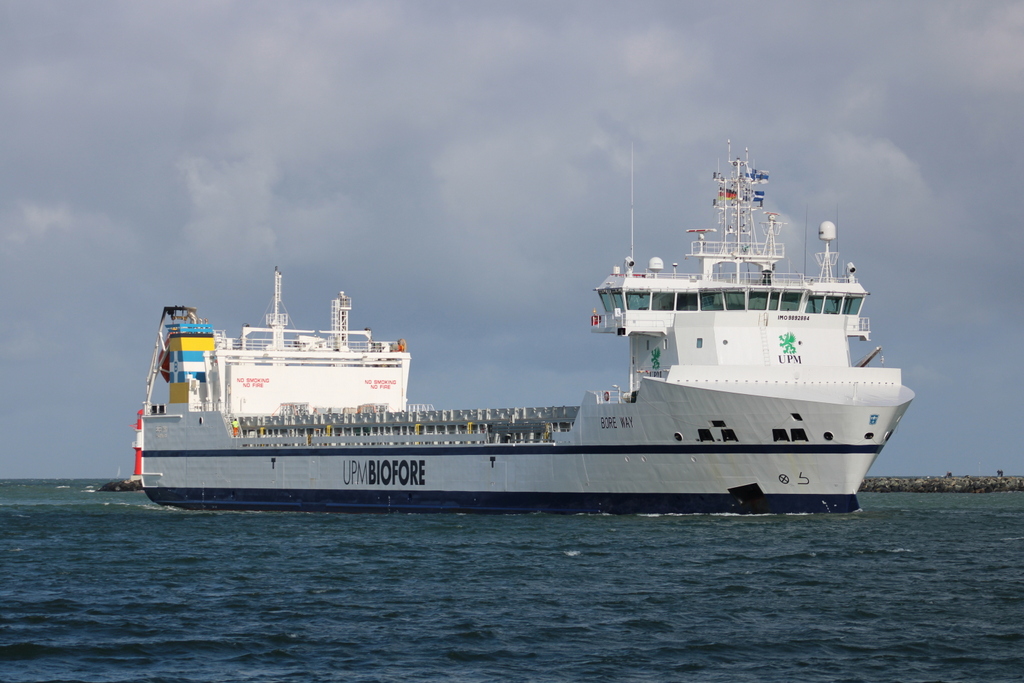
[[694, 142, 777, 282], [266, 267, 289, 351], [331, 291, 352, 350]]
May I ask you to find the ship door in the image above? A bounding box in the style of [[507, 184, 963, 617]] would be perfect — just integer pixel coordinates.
[[309, 456, 319, 488], [488, 458, 506, 491]]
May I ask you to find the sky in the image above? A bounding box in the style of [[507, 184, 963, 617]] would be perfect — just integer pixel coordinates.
[[2, 0, 1022, 478]]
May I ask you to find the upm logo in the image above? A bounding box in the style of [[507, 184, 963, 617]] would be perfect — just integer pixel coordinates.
[[778, 332, 801, 364]]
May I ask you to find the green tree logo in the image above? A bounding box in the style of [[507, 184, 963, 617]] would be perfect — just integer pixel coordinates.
[[779, 332, 797, 354], [651, 348, 661, 370]]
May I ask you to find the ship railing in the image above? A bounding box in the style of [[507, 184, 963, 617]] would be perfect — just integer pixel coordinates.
[[234, 408, 578, 446], [215, 332, 403, 354], [236, 434, 492, 447], [274, 403, 311, 417], [591, 314, 667, 332], [238, 405, 579, 428], [848, 317, 870, 334], [703, 272, 808, 286], [235, 430, 575, 447], [689, 240, 784, 260], [595, 388, 624, 404], [607, 272, 818, 286]]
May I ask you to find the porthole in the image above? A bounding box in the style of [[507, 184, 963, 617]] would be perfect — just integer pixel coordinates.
[[884, 431, 892, 442], [673, 432, 683, 441], [690, 456, 697, 463], [723, 339, 729, 345], [823, 431, 834, 441], [864, 432, 874, 440], [641, 456, 647, 462], [624, 456, 629, 462]]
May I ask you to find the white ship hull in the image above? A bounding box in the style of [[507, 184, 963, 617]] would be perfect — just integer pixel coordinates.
[[141, 372, 912, 514]]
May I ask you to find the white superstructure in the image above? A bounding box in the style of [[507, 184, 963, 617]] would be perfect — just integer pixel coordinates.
[[134, 145, 913, 514]]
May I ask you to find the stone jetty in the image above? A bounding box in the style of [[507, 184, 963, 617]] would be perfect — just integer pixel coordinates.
[[860, 476, 1024, 493]]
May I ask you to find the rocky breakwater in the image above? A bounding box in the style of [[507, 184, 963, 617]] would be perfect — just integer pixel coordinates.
[[860, 476, 1024, 493]]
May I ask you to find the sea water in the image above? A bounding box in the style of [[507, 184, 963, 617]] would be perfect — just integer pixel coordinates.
[[1, 480, 1022, 682]]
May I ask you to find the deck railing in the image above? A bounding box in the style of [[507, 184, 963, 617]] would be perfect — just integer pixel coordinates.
[[215, 332, 401, 354], [689, 240, 784, 260]]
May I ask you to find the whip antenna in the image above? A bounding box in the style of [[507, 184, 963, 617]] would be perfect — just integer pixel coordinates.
[[630, 144, 634, 264]]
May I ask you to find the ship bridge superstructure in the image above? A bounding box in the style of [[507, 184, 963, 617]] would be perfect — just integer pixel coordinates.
[[592, 144, 876, 393]]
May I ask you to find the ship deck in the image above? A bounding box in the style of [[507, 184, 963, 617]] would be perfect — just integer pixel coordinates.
[[234, 405, 580, 447]]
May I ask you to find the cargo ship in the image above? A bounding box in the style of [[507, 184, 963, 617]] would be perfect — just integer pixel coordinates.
[[134, 146, 913, 514]]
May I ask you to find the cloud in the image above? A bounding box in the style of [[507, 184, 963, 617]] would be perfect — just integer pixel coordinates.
[[177, 154, 279, 257], [433, 131, 588, 231], [818, 133, 942, 247], [928, 3, 1024, 95], [3, 203, 74, 244], [0, 321, 62, 361]]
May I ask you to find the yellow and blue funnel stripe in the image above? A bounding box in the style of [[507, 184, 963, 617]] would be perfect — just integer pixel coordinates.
[[166, 323, 215, 403]]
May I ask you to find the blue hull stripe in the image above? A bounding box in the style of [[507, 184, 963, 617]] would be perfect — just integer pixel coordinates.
[[144, 487, 861, 515], [146, 443, 880, 459]]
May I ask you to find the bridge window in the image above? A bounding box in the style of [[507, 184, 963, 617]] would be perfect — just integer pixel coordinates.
[[824, 296, 843, 314], [768, 292, 781, 310], [599, 291, 614, 312], [842, 296, 863, 315], [676, 292, 698, 311], [724, 291, 746, 310], [626, 292, 650, 310], [805, 295, 824, 313], [748, 290, 769, 310], [651, 292, 675, 311], [780, 292, 802, 311], [700, 291, 724, 311], [697, 428, 714, 442]]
